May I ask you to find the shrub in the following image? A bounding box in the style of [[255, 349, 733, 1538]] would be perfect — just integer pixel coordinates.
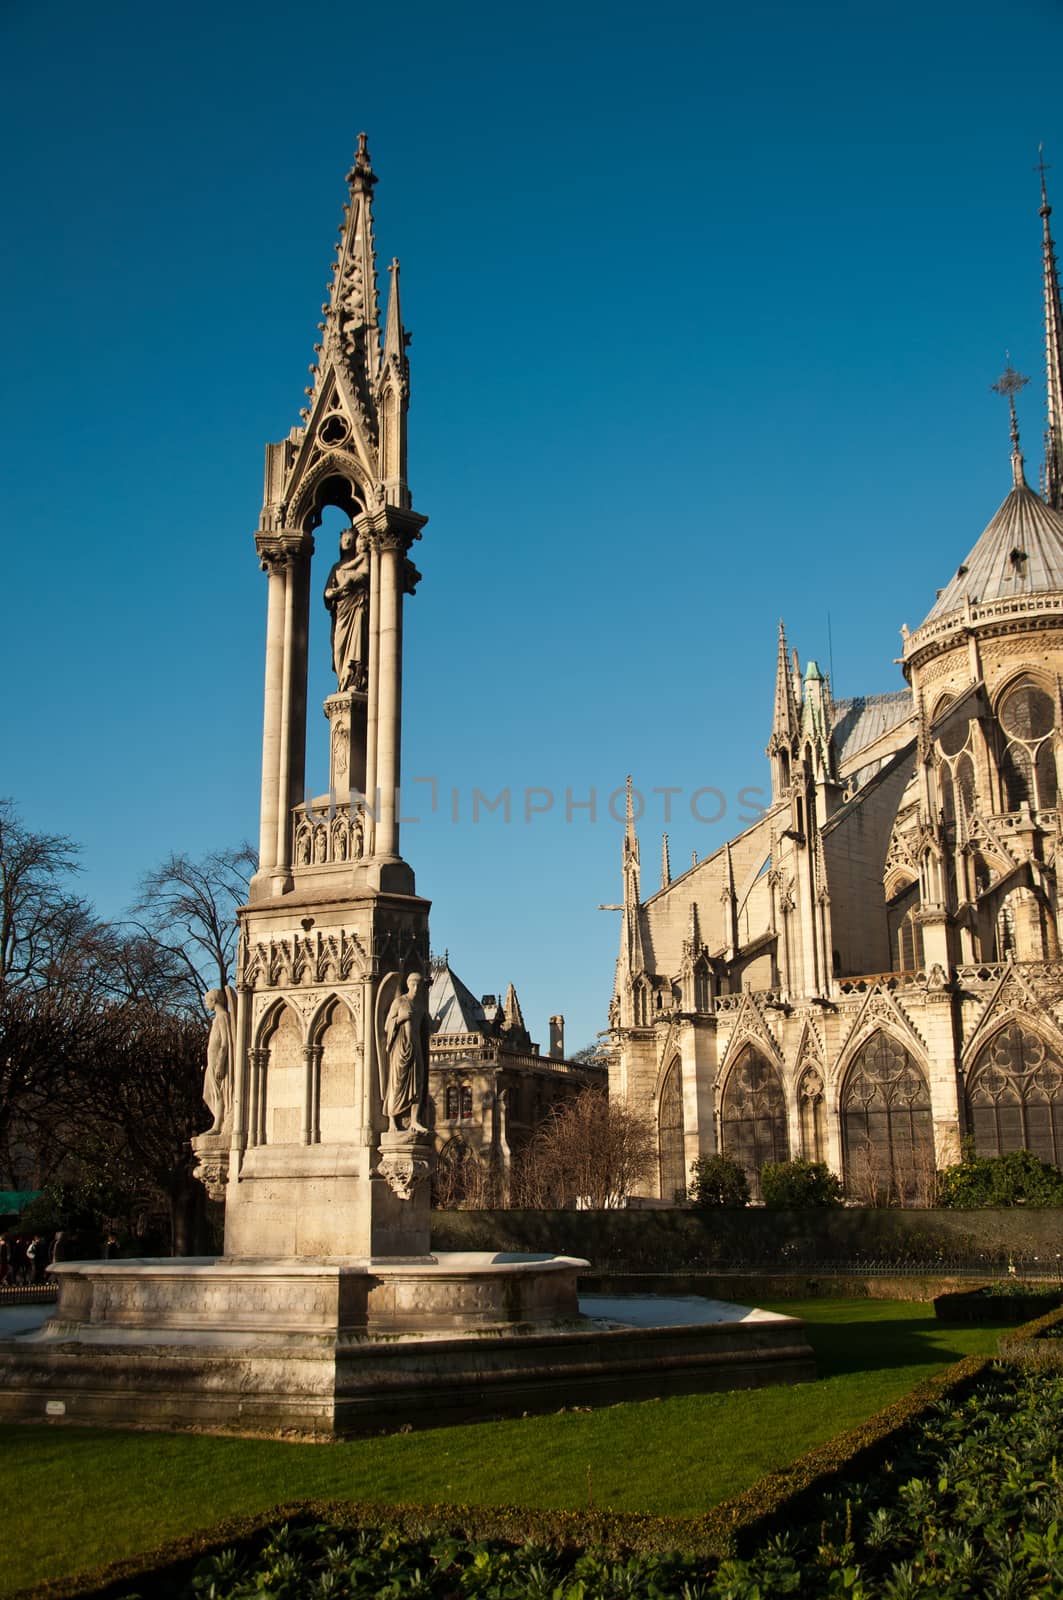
[[936, 1146, 1063, 1208], [759, 1158, 843, 1209], [688, 1154, 749, 1208]]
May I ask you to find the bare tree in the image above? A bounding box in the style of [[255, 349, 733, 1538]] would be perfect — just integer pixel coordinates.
[[52, 1000, 211, 1252], [131, 845, 256, 1006], [512, 1088, 655, 1209], [0, 799, 102, 996]]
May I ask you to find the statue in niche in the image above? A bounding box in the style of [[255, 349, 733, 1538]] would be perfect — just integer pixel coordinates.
[[376, 971, 438, 1134], [323, 526, 370, 692], [202, 986, 238, 1134]]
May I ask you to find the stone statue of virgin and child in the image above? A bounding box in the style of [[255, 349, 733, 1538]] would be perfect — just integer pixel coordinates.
[[323, 526, 370, 692], [323, 525, 422, 694]]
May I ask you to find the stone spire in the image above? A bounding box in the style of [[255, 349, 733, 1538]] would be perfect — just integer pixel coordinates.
[[660, 832, 671, 891], [992, 361, 1030, 490], [622, 776, 645, 977], [502, 981, 525, 1033], [720, 840, 739, 958], [767, 620, 800, 800], [801, 661, 835, 781], [378, 258, 412, 509], [771, 621, 799, 746], [333, 132, 382, 388], [1040, 152, 1063, 512]]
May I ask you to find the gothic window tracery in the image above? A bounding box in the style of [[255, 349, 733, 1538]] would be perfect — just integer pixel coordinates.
[[841, 1032, 934, 1204], [720, 1046, 788, 1198], [966, 1023, 1063, 1166], [997, 676, 1057, 812], [658, 1059, 686, 1202]]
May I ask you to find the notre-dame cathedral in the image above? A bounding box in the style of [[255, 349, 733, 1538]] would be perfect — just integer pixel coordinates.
[[609, 168, 1063, 1205]]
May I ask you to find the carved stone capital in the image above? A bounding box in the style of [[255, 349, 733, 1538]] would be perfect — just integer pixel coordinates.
[[353, 503, 427, 558], [191, 1131, 231, 1202], [256, 532, 312, 573], [376, 1131, 434, 1202]]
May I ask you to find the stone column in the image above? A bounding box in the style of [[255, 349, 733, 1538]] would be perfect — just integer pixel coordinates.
[[360, 972, 376, 1147], [374, 531, 404, 862], [229, 981, 252, 1166], [362, 537, 382, 852], [273, 549, 310, 889], [303, 1044, 322, 1145], [254, 552, 287, 886], [354, 505, 426, 884]]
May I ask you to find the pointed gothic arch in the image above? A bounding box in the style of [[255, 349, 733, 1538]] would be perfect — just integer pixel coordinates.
[[840, 1030, 934, 1204], [258, 999, 305, 1145], [719, 1044, 788, 1198], [994, 672, 1058, 812], [287, 449, 371, 533], [797, 1062, 826, 1161], [966, 1019, 1063, 1166], [657, 1058, 686, 1202]]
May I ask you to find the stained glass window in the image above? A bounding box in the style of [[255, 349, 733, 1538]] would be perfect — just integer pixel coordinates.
[[658, 1059, 687, 1202], [841, 1033, 934, 1203], [720, 1046, 788, 1198], [967, 1023, 1063, 1166]]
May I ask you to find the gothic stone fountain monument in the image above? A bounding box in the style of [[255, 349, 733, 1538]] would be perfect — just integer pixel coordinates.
[[0, 141, 813, 1435]]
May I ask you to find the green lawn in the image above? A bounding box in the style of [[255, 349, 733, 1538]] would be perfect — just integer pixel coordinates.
[[2, 1300, 1008, 1596]]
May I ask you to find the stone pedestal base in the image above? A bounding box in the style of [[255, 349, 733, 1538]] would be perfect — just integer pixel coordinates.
[[0, 1256, 815, 1438], [190, 1131, 230, 1202]]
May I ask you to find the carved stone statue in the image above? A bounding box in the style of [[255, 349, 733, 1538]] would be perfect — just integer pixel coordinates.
[[202, 986, 237, 1134], [323, 527, 370, 691], [378, 971, 436, 1134]]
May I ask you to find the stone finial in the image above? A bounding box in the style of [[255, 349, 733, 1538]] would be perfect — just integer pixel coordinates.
[[348, 131, 377, 190]]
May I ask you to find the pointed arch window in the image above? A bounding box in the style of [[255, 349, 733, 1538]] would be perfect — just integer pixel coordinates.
[[841, 1033, 934, 1204], [998, 676, 1056, 812], [658, 1059, 687, 1202], [967, 1022, 1063, 1166], [898, 909, 924, 973], [720, 1046, 788, 1198]]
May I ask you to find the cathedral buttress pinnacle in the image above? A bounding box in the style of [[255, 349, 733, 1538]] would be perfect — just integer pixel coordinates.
[[621, 775, 646, 984], [768, 619, 800, 800]]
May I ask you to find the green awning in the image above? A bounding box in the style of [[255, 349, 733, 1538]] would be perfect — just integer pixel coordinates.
[[0, 1191, 42, 1214]]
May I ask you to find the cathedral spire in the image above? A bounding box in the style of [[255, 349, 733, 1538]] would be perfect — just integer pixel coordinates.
[[992, 360, 1030, 489], [660, 832, 671, 891], [1040, 150, 1063, 511]]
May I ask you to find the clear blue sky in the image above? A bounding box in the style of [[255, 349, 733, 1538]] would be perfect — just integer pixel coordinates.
[[1, 0, 1060, 1051]]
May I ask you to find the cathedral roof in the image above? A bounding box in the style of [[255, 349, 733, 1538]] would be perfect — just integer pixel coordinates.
[[428, 962, 487, 1033], [923, 480, 1063, 624], [832, 690, 913, 768]]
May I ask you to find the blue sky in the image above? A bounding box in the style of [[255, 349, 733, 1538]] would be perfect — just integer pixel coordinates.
[[2, 0, 1061, 1051]]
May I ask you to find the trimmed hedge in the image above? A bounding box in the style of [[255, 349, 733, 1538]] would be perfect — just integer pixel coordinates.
[[431, 1204, 1063, 1271]]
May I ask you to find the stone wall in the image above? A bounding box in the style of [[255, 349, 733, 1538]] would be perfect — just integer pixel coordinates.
[[431, 1207, 1063, 1271]]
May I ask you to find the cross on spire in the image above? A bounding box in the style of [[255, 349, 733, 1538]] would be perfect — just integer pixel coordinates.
[[991, 357, 1030, 487]]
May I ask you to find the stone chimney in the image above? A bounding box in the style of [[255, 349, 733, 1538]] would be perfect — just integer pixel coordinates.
[[548, 1015, 565, 1058]]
